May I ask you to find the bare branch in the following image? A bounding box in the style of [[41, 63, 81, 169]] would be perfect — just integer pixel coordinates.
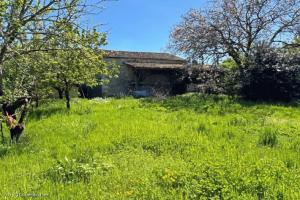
[[169, 0, 300, 67]]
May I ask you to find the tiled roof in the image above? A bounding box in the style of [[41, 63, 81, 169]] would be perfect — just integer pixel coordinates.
[[124, 62, 186, 69], [104, 50, 185, 62]]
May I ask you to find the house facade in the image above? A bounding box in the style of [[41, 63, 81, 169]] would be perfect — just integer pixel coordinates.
[[101, 50, 188, 97]]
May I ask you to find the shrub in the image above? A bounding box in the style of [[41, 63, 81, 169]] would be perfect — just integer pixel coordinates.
[[187, 65, 228, 94], [185, 64, 241, 97], [258, 127, 278, 147], [222, 67, 241, 95], [241, 48, 300, 101]]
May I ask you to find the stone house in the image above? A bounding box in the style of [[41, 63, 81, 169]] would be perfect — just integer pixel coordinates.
[[97, 50, 188, 97]]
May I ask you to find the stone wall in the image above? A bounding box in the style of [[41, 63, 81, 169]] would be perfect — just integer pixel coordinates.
[[101, 57, 186, 97], [102, 59, 135, 96]]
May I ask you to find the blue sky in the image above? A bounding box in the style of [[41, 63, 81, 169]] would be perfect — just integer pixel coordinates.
[[91, 0, 206, 53]]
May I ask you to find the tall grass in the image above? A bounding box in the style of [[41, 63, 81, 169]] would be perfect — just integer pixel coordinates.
[[0, 94, 300, 199]]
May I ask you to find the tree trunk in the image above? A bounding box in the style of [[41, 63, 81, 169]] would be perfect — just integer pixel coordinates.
[[65, 83, 71, 109], [35, 96, 39, 108], [58, 89, 64, 99], [1, 123, 4, 143], [78, 85, 87, 98], [53, 87, 64, 99], [0, 64, 4, 96], [65, 90, 70, 109]]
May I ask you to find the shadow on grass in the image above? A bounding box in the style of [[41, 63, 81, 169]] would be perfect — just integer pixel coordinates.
[[141, 94, 300, 114], [0, 143, 10, 158], [28, 107, 65, 121], [0, 134, 36, 158], [28, 99, 94, 120]]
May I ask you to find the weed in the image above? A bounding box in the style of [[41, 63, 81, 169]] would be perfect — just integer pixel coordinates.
[[258, 127, 278, 147], [45, 157, 98, 183], [197, 123, 207, 133]]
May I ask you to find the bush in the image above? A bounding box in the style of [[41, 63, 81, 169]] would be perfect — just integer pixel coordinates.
[[187, 65, 228, 94], [241, 48, 300, 101], [185, 63, 242, 97]]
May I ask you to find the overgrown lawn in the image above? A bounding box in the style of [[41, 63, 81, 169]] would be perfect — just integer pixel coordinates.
[[1, 94, 300, 199]]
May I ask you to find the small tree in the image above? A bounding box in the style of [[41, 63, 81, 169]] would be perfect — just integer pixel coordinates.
[[0, 0, 99, 96], [0, 0, 111, 142], [47, 25, 118, 109], [2, 51, 51, 106]]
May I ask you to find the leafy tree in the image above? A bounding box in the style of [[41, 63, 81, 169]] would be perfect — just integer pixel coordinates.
[[0, 0, 97, 96], [2, 50, 51, 106], [170, 0, 300, 69], [0, 0, 110, 141], [46, 24, 118, 108], [241, 46, 300, 101], [221, 58, 238, 69], [286, 36, 300, 55]]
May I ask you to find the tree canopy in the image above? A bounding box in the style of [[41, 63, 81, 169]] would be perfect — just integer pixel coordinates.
[[170, 0, 300, 68], [46, 24, 118, 108], [0, 0, 107, 97]]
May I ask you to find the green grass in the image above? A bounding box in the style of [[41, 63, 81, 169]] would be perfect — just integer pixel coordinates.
[[1, 94, 300, 199]]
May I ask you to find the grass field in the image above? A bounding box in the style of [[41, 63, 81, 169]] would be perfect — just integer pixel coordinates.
[[1, 94, 300, 199]]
